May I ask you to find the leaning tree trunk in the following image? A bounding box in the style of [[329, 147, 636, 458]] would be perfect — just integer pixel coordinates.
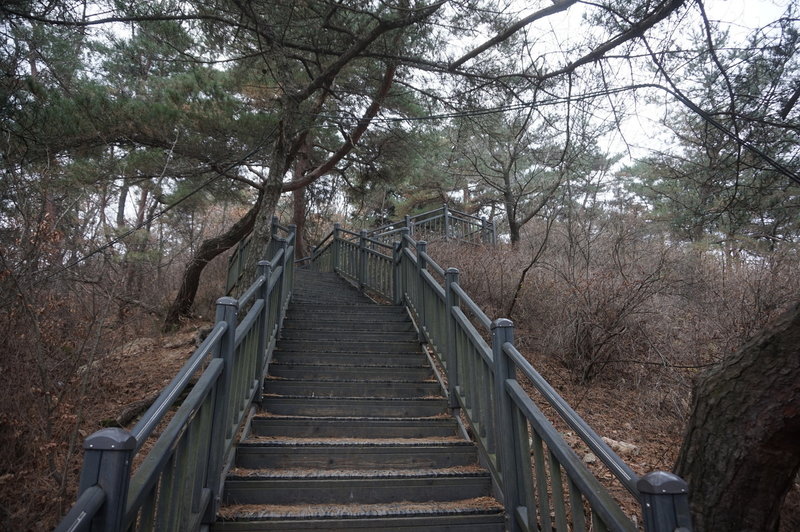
[[163, 192, 263, 331], [674, 301, 800, 532]]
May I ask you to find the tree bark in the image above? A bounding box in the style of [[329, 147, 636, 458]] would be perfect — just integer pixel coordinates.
[[162, 192, 264, 331], [674, 301, 800, 532], [292, 140, 312, 259]]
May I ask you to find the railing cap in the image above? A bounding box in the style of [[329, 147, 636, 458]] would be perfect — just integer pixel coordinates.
[[216, 296, 239, 307], [446, 267, 459, 275], [491, 318, 514, 330], [84, 428, 136, 451], [637, 471, 689, 494]]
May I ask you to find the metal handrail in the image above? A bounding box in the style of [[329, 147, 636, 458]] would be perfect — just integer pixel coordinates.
[[54, 486, 105, 532], [55, 219, 297, 532], [504, 342, 641, 499], [130, 322, 226, 450], [305, 223, 692, 532]]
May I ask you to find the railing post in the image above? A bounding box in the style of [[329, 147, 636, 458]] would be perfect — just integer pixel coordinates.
[[404, 215, 414, 238], [255, 260, 272, 403], [205, 296, 238, 522], [491, 220, 497, 244], [359, 229, 368, 290], [638, 471, 692, 532], [443, 203, 450, 240], [481, 217, 490, 244], [332, 223, 341, 273], [271, 215, 280, 236], [393, 228, 410, 305], [76, 428, 136, 531], [492, 318, 522, 531], [445, 268, 460, 410], [276, 237, 289, 326], [415, 240, 427, 343]]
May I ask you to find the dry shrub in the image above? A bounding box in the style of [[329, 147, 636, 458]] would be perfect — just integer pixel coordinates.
[[429, 213, 800, 420], [0, 201, 238, 530]]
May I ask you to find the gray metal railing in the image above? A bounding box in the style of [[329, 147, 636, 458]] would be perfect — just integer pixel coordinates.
[[365, 204, 496, 246], [226, 217, 295, 295], [55, 221, 296, 532], [306, 226, 692, 532]]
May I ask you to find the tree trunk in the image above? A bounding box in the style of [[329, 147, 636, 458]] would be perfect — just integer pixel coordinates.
[[163, 192, 264, 331], [292, 140, 312, 258], [674, 301, 800, 532], [292, 188, 307, 258]]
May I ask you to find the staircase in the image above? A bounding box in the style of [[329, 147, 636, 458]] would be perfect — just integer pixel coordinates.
[[214, 270, 505, 531]]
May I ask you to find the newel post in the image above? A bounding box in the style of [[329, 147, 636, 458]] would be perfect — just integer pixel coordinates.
[[358, 230, 368, 290], [205, 296, 238, 520], [444, 268, 461, 410], [404, 215, 413, 237], [442, 203, 450, 240], [255, 261, 272, 402], [415, 240, 428, 342], [275, 237, 289, 326], [77, 428, 136, 531], [638, 472, 692, 532], [286, 224, 297, 293], [492, 318, 523, 530], [392, 228, 410, 305], [332, 223, 341, 273]]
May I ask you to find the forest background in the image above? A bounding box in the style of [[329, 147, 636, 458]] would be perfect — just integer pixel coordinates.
[[1, 0, 800, 530]]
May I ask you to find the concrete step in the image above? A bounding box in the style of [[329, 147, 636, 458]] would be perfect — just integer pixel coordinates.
[[264, 379, 441, 398], [262, 396, 448, 417], [214, 499, 505, 531], [222, 471, 493, 505], [235, 440, 476, 469], [268, 362, 432, 381], [249, 415, 458, 439]]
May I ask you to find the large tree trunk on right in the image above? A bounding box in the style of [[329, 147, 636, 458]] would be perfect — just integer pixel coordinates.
[[674, 302, 800, 532]]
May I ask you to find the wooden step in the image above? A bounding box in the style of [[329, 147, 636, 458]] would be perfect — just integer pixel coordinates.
[[268, 362, 432, 381], [214, 499, 505, 532], [270, 352, 427, 366], [279, 330, 419, 342], [235, 440, 476, 469], [277, 339, 421, 353], [262, 396, 448, 417], [249, 415, 458, 439], [264, 379, 440, 398], [222, 471, 493, 505], [282, 319, 415, 332]]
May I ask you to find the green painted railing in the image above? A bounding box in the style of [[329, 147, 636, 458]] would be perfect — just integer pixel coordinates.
[[307, 226, 692, 532], [55, 221, 295, 532]]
